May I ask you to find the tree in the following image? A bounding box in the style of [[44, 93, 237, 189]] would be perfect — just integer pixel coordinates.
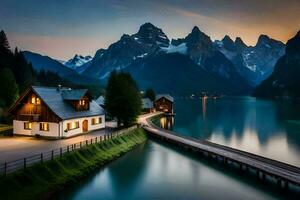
[[0, 30, 12, 69], [144, 88, 156, 102], [0, 68, 18, 107], [105, 72, 142, 127], [11, 49, 35, 92]]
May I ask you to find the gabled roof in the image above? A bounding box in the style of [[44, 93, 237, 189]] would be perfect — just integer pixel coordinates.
[[31, 86, 104, 120], [142, 98, 153, 109], [10, 86, 104, 120], [156, 94, 174, 102], [95, 95, 105, 105], [61, 89, 89, 100]]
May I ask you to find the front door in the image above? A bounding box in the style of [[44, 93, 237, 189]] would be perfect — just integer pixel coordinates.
[[82, 120, 88, 132]]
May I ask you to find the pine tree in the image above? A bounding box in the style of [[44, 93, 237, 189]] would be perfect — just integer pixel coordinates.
[[0, 30, 12, 69], [0, 68, 19, 107], [11, 49, 35, 92], [144, 88, 156, 102], [105, 71, 142, 127]]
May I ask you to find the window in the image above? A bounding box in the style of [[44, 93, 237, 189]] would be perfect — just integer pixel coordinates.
[[40, 123, 49, 131], [24, 122, 32, 130], [92, 117, 102, 125], [36, 97, 41, 105], [31, 96, 41, 105], [79, 100, 85, 106], [67, 121, 79, 130]]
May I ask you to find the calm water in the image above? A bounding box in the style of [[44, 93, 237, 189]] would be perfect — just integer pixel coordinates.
[[58, 141, 295, 200], [160, 97, 300, 167], [58, 97, 300, 199]]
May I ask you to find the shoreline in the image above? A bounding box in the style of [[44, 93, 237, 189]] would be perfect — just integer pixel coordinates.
[[0, 128, 147, 200]]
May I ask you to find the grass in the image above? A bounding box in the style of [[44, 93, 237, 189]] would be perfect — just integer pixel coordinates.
[[0, 128, 147, 200], [0, 124, 12, 134], [150, 114, 164, 127]]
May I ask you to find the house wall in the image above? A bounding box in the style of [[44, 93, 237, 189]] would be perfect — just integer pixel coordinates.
[[13, 120, 59, 138], [13, 115, 105, 138], [61, 115, 105, 138], [155, 97, 173, 113]]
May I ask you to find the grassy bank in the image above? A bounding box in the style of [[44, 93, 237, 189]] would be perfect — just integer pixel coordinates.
[[150, 113, 164, 127], [0, 128, 147, 200], [0, 124, 12, 135]]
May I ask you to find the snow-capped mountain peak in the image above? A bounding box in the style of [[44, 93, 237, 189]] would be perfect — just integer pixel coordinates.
[[63, 54, 93, 73], [64, 54, 92, 67]]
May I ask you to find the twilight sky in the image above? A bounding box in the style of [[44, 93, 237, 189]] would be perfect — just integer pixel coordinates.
[[1, 0, 300, 60]]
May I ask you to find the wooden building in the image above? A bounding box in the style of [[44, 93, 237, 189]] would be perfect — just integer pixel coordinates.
[[155, 94, 174, 113], [9, 86, 105, 138]]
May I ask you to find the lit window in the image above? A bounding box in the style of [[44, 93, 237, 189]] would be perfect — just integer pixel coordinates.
[[92, 117, 102, 125], [36, 98, 41, 105], [24, 122, 32, 130], [31, 97, 36, 104], [31, 96, 41, 105], [40, 123, 49, 131], [79, 100, 85, 106], [67, 122, 79, 130]]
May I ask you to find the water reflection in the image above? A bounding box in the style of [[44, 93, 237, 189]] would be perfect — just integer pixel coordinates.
[[58, 141, 292, 200], [159, 97, 300, 167], [160, 116, 174, 130]]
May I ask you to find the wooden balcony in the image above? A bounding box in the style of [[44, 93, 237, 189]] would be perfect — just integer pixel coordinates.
[[18, 114, 40, 122]]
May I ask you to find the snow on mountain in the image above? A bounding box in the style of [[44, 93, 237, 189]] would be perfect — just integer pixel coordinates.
[[83, 22, 170, 78], [214, 35, 285, 86], [161, 43, 187, 54], [64, 54, 92, 73]]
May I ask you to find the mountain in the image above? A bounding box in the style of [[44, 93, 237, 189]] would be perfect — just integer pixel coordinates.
[[125, 53, 251, 95], [22, 51, 101, 86], [63, 54, 92, 73], [169, 26, 247, 84], [253, 31, 300, 98], [215, 35, 285, 86], [83, 24, 251, 95], [83, 23, 170, 79]]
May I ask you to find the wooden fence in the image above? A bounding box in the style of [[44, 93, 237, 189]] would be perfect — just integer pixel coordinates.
[[0, 126, 137, 177]]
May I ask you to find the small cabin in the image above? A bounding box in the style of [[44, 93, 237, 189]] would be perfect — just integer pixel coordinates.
[[9, 86, 105, 139], [142, 98, 155, 113], [155, 94, 174, 113]]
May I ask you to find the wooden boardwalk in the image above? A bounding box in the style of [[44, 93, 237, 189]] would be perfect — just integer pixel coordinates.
[[139, 113, 300, 190]]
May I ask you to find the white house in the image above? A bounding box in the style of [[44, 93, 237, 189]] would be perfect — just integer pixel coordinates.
[[9, 86, 105, 138]]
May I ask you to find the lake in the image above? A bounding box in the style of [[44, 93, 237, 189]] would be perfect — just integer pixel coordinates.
[[160, 97, 300, 167], [57, 97, 300, 199]]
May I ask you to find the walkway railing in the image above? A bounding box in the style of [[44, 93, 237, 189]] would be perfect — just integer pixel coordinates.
[[0, 126, 137, 177]]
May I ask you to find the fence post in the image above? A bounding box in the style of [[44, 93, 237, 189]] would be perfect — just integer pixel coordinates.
[[41, 153, 43, 164], [51, 150, 54, 160], [91, 138, 93, 144], [86, 140, 88, 146], [4, 162, 7, 176], [96, 137, 98, 143], [24, 158, 26, 169], [60, 148, 62, 157], [80, 142, 82, 149], [74, 143, 76, 150], [67, 145, 69, 153], [71, 144, 73, 151]]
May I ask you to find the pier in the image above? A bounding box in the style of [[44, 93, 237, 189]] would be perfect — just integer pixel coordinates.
[[139, 113, 300, 190]]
